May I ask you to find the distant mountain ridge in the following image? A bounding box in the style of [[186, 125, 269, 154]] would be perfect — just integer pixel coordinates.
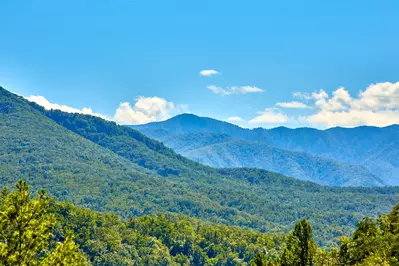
[[147, 131, 382, 186], [133, 114, 398, 186]]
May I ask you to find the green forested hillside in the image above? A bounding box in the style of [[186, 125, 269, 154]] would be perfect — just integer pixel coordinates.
[[0, 87, 245, 224], [0, 181, 285, 265], [51, 202, 286, 265], [1, 86, 399, 246], [2, 181, 399, 265]]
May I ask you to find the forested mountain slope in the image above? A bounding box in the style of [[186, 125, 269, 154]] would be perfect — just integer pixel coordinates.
[[0, 87, 246, 224], [134, 114, 399, 185], [184, 138, 382, 186], [1, 86, 399, 246]]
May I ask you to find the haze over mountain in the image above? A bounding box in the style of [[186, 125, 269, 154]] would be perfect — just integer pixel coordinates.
[[2, 86, 399, 246], [134, 114, 398, 186]]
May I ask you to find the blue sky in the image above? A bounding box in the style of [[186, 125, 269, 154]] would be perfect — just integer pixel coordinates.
[[1, 0, 399, 128]]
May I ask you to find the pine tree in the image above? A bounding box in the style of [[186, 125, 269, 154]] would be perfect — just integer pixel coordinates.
[[0, 180, 87, 266], [250, 251, 267, 266], [281, 218, 316, 266]]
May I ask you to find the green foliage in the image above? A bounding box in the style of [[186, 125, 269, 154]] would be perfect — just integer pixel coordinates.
[[280, 218, 316, 266], [0, 181, 87, 265], [270, 203, 399, 266], [40, 236, 88, 266], [1, 180, 399, 265], [250, 252, 267, 266], [336, 203, 399, 266], [50, 201, 284, 265]]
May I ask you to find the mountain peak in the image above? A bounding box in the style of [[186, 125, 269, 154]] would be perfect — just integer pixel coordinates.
[[135, 113, 244, 136], [168, 113, 207, 123], [168, 113, 229, 124]]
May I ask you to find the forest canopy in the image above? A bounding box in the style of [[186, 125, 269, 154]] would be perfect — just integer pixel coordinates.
[[1, 181, 398, 265]]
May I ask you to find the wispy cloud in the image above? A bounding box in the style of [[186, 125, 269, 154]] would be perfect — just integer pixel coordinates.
[[312, 89, 329, 100], [276, 101, 309, 109], [207, 85, 263, 96], [200, 70, 220, 76], [227, 116, 245, 123], [292, 91, 312, 100]]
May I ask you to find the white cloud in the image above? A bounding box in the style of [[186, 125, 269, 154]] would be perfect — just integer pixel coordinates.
[[26, 95, 108, 119], [207, 85, 263, 96], [306, 82, 399, 127], [114, 96, 188, 125], [25, 94, 188, 125], [311, 89, 329, 100], [307, 109, 399, 128], [248, 108, 289, 125], [276, 101, 309, 109], [227, 116, 245, 123], [207, 85, 228, 96], [312, 87, 351, 112], [352, 82, 399, 110], [200, 70, 220, 76], [243, 81, 399, 128], [292, 92, 312, 100]]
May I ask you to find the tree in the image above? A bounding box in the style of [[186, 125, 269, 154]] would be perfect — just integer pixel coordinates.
[[40, 236, 88, 266], [338, 215, 394, 266], [0, 180, 87, 265], [281, 218, 316, 266], [250, 251, 267, 266]]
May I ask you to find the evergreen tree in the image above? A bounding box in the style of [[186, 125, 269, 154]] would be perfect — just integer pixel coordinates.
[[281, 218, 316, 266], [0, 180, 87, 266], [40, 236, 88, 266], [250, 251, 267, 266]]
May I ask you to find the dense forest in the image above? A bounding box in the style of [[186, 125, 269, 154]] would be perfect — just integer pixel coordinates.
[[1, 181, 398, 265], [1, 86, 399, 247]]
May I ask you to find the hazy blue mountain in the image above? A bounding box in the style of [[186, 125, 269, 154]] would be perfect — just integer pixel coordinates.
[[266, 126, 399, 185], [150, 131, 234, 153], [136, 113, 254, 139], [186, 139, 382, 186], [134, 114, 398, 186], [147, 131, 382, 186]]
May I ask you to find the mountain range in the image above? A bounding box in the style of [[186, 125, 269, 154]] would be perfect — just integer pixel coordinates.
[[1, 86, 399, 246], [133, 114, 399, 186]]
